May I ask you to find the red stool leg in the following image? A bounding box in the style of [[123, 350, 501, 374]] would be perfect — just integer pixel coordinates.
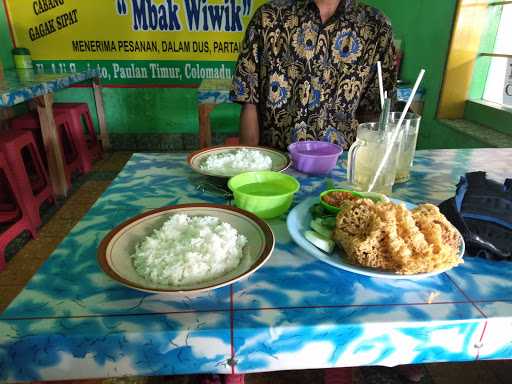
[[83, 109, 102, 159], [9, 112, 47, 166], [0, 152, 37, 271], [0, 131, 54, 228], [54, 103, 102, 173], [224, 374, 245, 384], [0, 204, 20, 223], [0, 181, 19, 223], [54, 113, 82, 187], [224, 137, 240, 146]]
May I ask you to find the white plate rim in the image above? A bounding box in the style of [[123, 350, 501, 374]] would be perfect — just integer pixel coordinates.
[[187, 145, 291, 178], [97, 203, 275, 294]]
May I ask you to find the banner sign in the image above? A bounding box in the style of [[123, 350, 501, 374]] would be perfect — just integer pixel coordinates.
[[5, 0, 264, 84]]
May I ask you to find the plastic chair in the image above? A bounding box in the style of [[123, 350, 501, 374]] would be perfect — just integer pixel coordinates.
[[0, 152, 37, 271], [54, 102, 102, 173], [0, 130, 54, 228], [10, 111, 83, 187]]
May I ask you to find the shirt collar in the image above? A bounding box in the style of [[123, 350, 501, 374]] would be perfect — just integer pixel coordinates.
[[298, 0, 356, 12]]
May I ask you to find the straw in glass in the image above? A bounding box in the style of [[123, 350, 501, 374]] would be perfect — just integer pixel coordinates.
[[367, 69, 426, 192], [378, 98, 392, 133], [377, 61, 385, 110]]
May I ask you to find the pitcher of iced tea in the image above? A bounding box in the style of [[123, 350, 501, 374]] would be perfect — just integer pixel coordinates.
[[346, 122, 403, 195]]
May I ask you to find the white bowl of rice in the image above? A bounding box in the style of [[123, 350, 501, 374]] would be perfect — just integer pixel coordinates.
[[98, 204, 275, 294], [188, 145, 291, 178]]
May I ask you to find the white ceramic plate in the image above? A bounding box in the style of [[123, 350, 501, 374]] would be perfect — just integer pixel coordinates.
[[98, 204, 275, 293], [287, 197, 465, 280], [188, 145, 291, 178]]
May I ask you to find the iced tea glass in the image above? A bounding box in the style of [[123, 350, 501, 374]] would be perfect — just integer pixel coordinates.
[[347, 122, 403, 195], [390, 112, 422, 183]]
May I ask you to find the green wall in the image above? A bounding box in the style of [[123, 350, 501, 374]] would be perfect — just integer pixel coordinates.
[[365, 0, 465, 149], [0, 0, 488, 149], [0, 3, 13, 69]]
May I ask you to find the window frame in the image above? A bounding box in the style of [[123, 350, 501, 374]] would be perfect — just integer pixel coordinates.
[[438, 0, 512, 134]]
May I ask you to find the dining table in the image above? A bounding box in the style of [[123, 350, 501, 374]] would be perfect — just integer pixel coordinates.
[[0, 68, 109, 197], [0, 148, 511, 382]]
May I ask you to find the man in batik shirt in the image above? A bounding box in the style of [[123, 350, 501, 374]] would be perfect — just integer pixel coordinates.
[[230, 0, 397, 150]]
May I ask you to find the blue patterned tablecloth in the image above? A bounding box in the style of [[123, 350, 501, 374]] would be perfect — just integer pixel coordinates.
[[1, 148, 512, 382], [0, 69, 100, 107]]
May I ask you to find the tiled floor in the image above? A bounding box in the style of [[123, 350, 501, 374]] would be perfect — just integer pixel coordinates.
[[0, 151, 509, 384]]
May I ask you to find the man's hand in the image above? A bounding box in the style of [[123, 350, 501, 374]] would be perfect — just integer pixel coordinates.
[[240, 103, 260, 146]]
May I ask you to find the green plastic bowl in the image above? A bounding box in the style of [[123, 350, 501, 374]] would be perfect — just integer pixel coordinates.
[[319, 190, 389, 213], [228, 171, 300, 219], [319, 189, 364, 213], [359, 192, 390, 203]]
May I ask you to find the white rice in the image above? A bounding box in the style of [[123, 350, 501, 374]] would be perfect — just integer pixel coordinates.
[[132, 214, 247, 286], [200, 149, 272, 175]]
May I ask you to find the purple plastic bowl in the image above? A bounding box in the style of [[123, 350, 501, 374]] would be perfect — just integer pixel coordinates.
[[287, 141, 343, 174]]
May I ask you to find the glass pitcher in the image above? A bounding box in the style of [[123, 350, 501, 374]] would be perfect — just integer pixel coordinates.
[[346, 122, 403, 195]]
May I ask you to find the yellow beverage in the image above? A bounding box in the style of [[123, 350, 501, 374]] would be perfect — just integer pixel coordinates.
[[393, 113, 421, 183], [352, 141, 400, 195], [347, 123, 402, 195]]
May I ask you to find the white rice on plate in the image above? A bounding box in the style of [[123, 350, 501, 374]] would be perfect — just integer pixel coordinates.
[[200, 148, 272, 175], [132, 214, 247, 286]]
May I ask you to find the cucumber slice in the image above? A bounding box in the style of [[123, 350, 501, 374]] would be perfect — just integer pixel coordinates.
[[305, 230, 335, 253], [310, 218, 333, 238], [321, 216, 337, 230]]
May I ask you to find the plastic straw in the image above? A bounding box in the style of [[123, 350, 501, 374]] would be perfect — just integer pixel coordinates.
[[377, 61, 385, 110], [367, 69, 426, 192], [378, 98, 391, 133]]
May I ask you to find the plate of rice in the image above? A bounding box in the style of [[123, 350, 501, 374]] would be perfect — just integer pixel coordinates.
[[188, 145, 291, 178], [98, 204, 275, 293]]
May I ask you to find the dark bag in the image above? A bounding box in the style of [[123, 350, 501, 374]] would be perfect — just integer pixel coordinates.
[[438, 172, 512, 261]]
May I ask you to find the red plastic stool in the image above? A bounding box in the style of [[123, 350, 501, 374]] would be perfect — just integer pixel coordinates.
[[0, 185, 18, 223], [224, 374, 245, 384], [10, 111, 82, 187], [224, 137, 240, 145], [0, 152, 37, 271], [53, 102, 102, 173], [0, 202, 20, 224], [0, 130, 54, 229]]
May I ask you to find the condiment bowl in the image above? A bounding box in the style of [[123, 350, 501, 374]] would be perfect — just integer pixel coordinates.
[[320, 189, 364, 213], [320, 189, 389, 213], [228, 171, 300, 219], [288, 141, 343, 174]]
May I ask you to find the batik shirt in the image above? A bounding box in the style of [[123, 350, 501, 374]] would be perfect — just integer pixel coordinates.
[[230, 0, 397, 150]]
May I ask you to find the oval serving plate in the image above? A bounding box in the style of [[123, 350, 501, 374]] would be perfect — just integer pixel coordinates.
[[287, 196, 465, 280], [98, 204, 275, 294], [188, 145, 291, 178]]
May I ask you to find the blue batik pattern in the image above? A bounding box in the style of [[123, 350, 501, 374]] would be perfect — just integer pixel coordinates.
[[1, 149, 512, 381]]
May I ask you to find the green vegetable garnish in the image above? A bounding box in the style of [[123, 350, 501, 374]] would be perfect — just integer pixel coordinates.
[[310, 203, 337, 220]]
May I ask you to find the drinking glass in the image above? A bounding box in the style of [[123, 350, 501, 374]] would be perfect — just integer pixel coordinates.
[[347, 122, 403, 195], [390, 112, 422, 183]]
